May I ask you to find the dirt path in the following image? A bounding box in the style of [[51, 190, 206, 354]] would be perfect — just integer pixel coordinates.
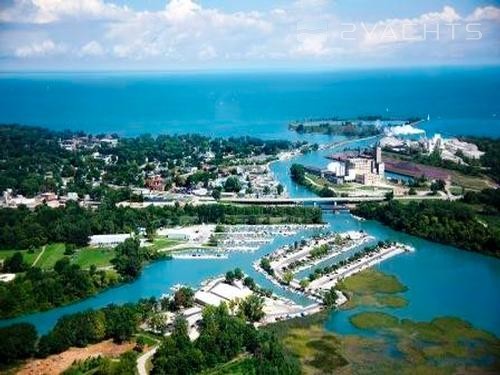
[[31, 245, 46, 267], [137, 346, 158, 375], [17, 340, 134, 375]]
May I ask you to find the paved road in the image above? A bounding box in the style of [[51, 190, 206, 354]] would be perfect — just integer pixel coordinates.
[[220, 194, 454, 205]]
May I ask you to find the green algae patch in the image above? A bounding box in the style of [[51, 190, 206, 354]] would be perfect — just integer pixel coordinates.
[[350, 312, 399, 330], [349, 312, 500, 371], [377, 294, 408, 308], [265, 316, 349, 375], [265, 311, 500, 375], [337, 269, 407, 295], [282, 326, 348, 374], [337, 269, 408, 309]]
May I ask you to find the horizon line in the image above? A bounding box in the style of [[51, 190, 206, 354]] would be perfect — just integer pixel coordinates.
[[1, 63, 499, 75]]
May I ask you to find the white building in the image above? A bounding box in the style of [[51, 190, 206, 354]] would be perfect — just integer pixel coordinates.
[[89, 234, 132, 247]]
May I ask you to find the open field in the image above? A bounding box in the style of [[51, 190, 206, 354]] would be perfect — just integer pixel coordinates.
[[149, 238, 182, 252], [449, 170, 496, 191], [73, 247, 116, 269], [0, 238, 182, 272], [34, 243, 66, 269]]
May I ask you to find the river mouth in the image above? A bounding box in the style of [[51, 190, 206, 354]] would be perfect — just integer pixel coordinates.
[[1, 135, 499, 340]]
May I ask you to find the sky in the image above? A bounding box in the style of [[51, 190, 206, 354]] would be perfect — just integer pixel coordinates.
[[0, 0, 499, 71]]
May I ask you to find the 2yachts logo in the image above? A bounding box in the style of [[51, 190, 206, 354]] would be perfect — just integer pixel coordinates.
[[296, 22, 483, 43]]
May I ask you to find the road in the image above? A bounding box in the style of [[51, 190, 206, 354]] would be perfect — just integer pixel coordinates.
[[220, 194, 455, 205]]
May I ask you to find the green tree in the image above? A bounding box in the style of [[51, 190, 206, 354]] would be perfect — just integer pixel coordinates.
[[299, 278, 310, 289], [225, 270, 235, 284], [111, 238, 143, 280], [238, 294, 265, 322], [211, 188, 222, 200], [224, 177, 242, 193], [233, 267, 244, 279], [172, 287, 194, 310], [323, 287, 338, 309], [282, 271, 294, 285], [3, 252, 28, 273], [290, 164, 305, 184], [0, 323, 38, 364]]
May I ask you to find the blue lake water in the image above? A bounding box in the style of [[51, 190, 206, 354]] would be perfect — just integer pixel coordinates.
[[0, 67, 499, 337]]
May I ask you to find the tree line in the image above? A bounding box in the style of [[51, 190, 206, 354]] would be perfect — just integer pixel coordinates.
[[0, 202, 322, 250], [0, 256, 119, 319], [352, 200, 499, 256]]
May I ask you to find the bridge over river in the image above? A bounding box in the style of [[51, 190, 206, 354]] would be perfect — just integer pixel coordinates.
[[219, 194, 452, 206]]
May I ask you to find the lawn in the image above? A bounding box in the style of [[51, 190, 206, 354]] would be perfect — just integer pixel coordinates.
[[149, 238, 182, 252], [34, 243, 66, 269], [73, 247, 116, 269], [0, 237, 183, 273]]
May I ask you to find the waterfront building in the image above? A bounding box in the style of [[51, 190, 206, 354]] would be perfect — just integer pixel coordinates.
[[324, 146, 385, 185]]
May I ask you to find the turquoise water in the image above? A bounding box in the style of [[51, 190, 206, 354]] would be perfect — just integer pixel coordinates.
[[1, 67, 499, 138], [0, 67, 499, 337]]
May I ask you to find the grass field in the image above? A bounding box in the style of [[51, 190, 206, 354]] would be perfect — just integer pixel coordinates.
[[33, 243, 66, 269], [449, 170, 495, 191], [73, 247, 116, 269], [149, 238, 182, 252], [0, 237, 182, 272]]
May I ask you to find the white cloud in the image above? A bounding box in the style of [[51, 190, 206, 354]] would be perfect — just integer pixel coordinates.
[[0, 0, 130, 24], [15, 39, 66, 57], [198, 45, 217, 60], [466, 6, 500, 22], [293, 33, 331, 57], [164, 0, 201, 21], [360, 6, 463, 47], [0, 1, 499, 67], [80, 40, 105, 56]]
